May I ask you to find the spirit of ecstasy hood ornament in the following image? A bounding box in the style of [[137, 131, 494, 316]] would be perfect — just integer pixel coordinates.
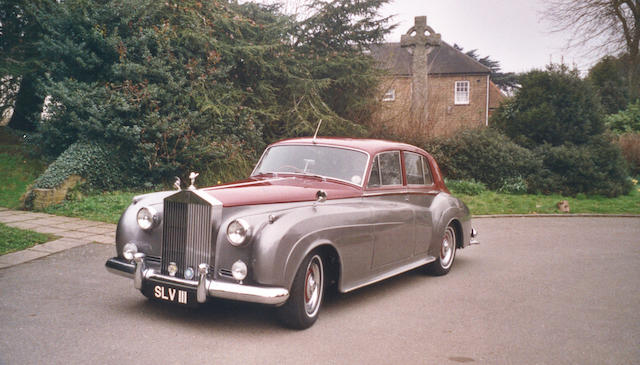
[[174, 177, 181, 190], [188, 172, 199, 190]]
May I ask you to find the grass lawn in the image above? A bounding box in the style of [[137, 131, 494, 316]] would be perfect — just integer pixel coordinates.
[[1, 126, 637, 222], [34, 184, 640, 224], [0, 130, 45, 209], [0, 223, 54, 255], [41, 191, 143, 224], [455, 187, 640, 215]]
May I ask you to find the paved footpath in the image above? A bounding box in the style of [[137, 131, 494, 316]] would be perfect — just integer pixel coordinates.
[[0, 207, 115, 269]]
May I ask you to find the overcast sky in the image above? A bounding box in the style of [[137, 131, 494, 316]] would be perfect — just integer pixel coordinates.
[[244, 0, 601, 74], [380, 0, 593, 74]]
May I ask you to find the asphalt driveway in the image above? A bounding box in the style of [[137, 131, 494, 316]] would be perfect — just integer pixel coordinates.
[[1, 217, 638, 364]]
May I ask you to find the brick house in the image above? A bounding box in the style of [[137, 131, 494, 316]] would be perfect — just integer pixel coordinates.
[[370, 16, 505, 138]]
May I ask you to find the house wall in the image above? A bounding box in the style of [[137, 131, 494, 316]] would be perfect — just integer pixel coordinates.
[[373, 74, 489, 138]]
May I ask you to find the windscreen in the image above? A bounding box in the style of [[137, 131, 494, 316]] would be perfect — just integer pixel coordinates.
[[252, 145, 369, 186]]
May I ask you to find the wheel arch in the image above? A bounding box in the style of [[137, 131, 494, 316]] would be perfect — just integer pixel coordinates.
[[284, 239, 343, 291], [449, 218, 464, 249]]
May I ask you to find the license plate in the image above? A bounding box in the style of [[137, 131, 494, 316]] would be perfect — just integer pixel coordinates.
[[145, 283, 196, 306]]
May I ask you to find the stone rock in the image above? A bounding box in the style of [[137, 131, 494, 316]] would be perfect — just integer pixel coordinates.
[[22, 175, 84, 210], [557, 200, 570, 213]]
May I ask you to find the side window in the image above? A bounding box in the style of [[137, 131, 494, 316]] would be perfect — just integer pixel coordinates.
[[404, 152, 424, 185], [422, 156, 434, 185], [367, 151, 402, 187]]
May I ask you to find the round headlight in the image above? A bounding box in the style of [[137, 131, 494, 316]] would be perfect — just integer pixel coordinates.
[[123, 243, 138, 261], [184, 267, 195, 280], [137, 206, 159, 231], [231, 260, 248, 281], [168, 262, 178, 277], [227, 219, 250, 246]]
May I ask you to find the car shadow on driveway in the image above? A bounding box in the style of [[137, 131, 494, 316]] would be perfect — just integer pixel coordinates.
[[108, 255, 476, 330], [323, 255, 475, 310], [112, 295, 283, 332]]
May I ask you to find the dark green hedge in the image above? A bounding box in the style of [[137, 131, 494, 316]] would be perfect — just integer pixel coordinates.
[[33, 142, 133, 190], [423, 128, 631, 197], [528, 138, 632, 197], [423, 128, 539, 190]]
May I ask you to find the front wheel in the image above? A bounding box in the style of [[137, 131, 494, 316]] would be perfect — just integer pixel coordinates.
[[277, 252, 324, 329], [426, 224, 457, 276]]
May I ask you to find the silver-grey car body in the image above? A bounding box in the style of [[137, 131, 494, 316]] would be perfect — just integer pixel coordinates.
[[106, 137, 479, 328]]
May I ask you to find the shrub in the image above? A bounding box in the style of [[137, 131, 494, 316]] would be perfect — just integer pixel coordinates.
[[587, 55, 629, 115], [497, 176, 528, 194], [605, 100, 640, 134], [527, 138, 632, 197], [617, 132, 640, 175], [32, 142, 134, 191], [492, 65, 604, 148], [445, 179, 486, 196], [423, 128, 540, 190]]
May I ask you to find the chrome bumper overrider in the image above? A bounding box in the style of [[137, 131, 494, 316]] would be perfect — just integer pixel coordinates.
[[469, 227, 480, 245], [105, 255, 289, 306]]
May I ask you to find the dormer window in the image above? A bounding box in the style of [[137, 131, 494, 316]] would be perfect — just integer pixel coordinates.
[[382, 89, 396, 102]]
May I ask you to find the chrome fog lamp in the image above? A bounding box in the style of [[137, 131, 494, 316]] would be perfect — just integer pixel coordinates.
[[184, 267, 195, 280], [168, 262, 178, 277], [231, 260, 248, 281], [137, 206, 159, 231], [227, 219, 250, 246], [122, 243, 138, 261]]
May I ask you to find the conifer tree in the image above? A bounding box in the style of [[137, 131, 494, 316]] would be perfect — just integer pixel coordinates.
[[32, 0, 392, 185]]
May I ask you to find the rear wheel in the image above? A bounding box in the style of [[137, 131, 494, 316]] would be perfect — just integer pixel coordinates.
[[427, 224, 457, 276], [277, 252, 324, 329]]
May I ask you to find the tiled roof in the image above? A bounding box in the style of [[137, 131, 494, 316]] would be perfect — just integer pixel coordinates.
[[369, 42, 491, 76]]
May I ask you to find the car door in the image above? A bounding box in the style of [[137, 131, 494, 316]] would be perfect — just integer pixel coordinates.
[[403, 151, 436, 255], [365, 151, 415, 269]]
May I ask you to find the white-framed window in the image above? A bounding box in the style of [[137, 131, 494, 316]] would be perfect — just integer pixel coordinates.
[[454, 81, 470, 105], [382, 88, 396, 102]]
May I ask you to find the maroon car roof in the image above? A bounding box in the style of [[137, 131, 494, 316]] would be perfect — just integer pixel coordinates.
[[271, 137, 429, 156]]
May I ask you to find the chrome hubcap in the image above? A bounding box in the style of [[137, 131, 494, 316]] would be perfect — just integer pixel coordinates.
[[440, 226, 455, 269], [303, 255, 323, 317]]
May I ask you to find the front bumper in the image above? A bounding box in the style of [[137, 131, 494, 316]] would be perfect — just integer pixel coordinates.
[[105, 255, 289, 306]]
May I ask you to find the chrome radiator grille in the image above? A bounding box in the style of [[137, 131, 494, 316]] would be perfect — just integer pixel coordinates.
[[161, 192, 213, 277]]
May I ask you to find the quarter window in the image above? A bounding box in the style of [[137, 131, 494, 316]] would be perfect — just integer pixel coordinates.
[[404, 152, 424, 185], [454, 81, 470, 105], [422, 156, 434, 185], [367, 151, 402, 187]]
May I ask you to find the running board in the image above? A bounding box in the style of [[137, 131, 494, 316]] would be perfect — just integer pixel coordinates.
[[340, 256, 436, 293]]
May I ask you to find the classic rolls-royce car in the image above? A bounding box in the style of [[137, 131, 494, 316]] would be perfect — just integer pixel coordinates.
[[106, 137, 479, 329]]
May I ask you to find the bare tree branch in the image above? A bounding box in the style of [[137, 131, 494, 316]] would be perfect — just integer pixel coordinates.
[[543, 0, 640, 99]]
